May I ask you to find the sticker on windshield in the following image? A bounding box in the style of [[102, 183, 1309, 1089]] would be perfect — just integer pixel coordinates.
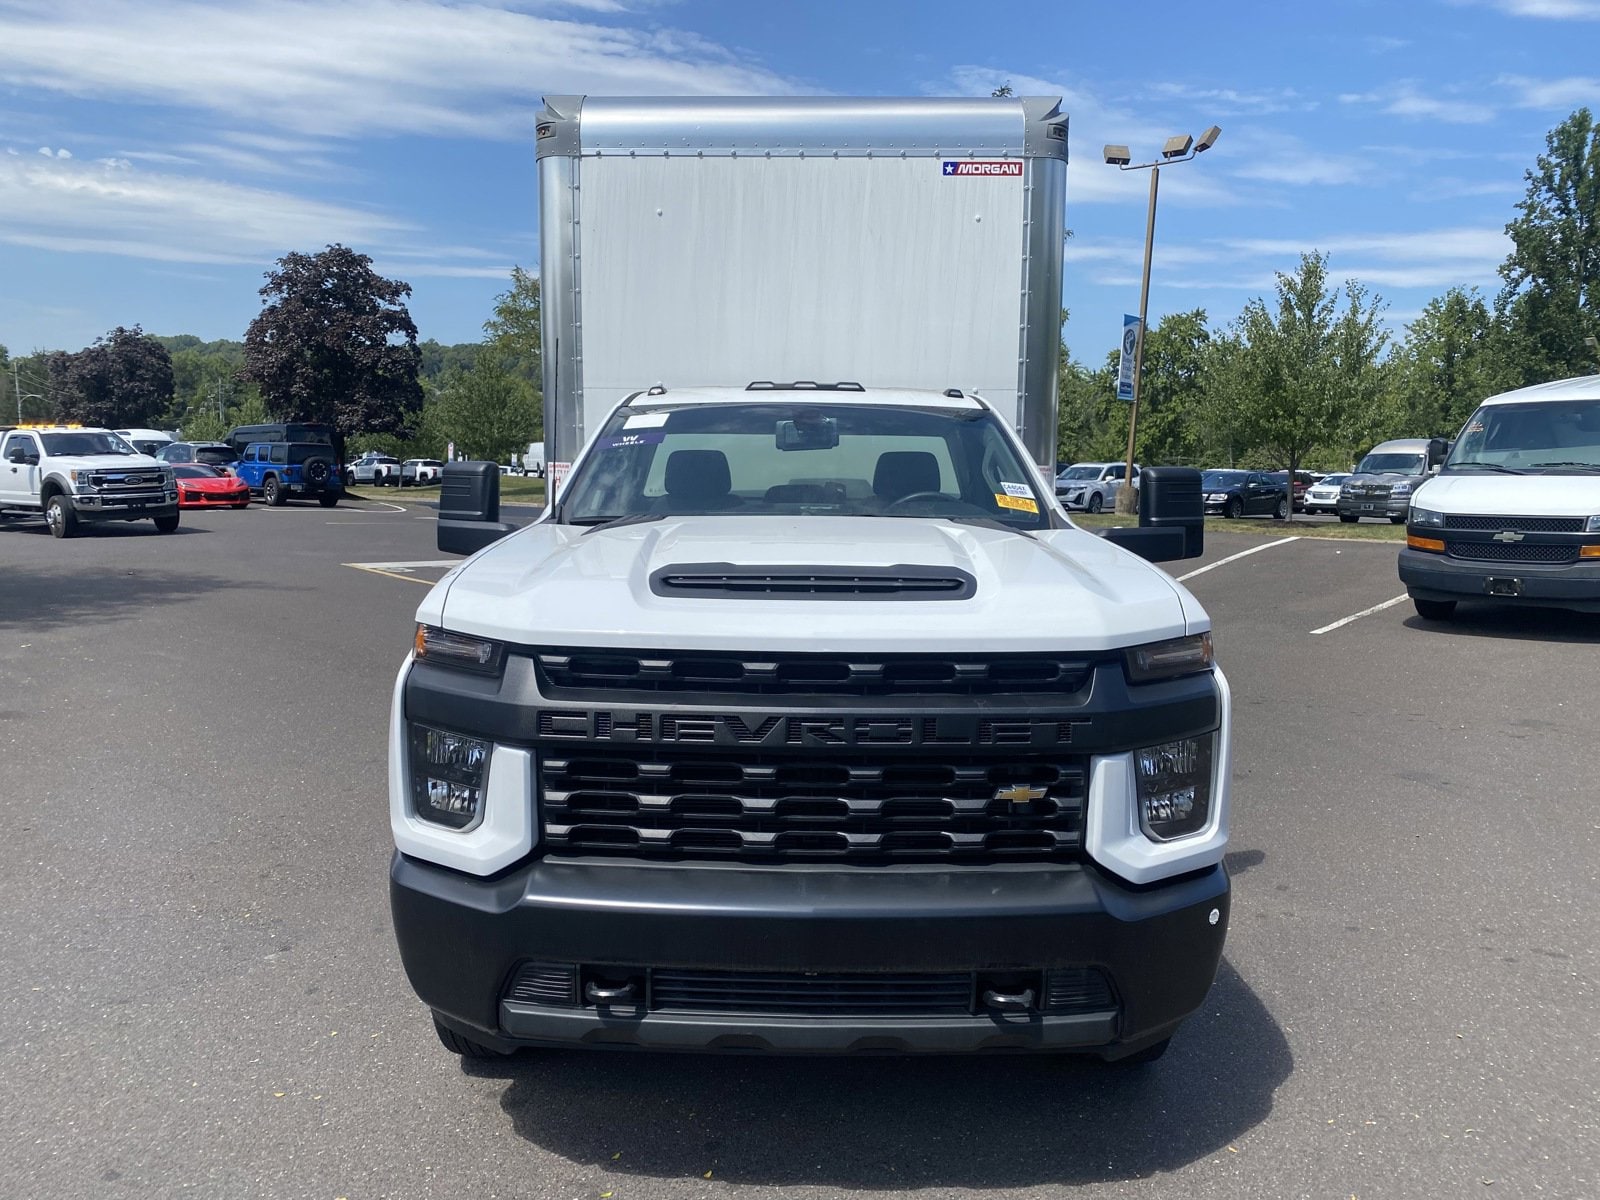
[[623, 412, 670, 429], [995, 493, 1039, 514], [999, 482, 1032, 498], [600, 430, 665, 450]]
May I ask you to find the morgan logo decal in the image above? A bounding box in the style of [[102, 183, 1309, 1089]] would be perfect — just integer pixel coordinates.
[[941, 160, 1023, 177]]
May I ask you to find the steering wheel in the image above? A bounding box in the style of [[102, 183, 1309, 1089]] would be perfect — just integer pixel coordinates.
[[885, 491, 948, 509]]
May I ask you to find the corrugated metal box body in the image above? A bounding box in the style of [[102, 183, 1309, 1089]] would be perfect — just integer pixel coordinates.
[[537, 96, 1068, 467]]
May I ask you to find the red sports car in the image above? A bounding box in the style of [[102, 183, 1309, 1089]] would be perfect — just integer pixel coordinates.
[[173, 463, 250, 508]]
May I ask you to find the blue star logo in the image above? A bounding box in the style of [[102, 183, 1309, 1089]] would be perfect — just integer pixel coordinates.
[[942, 161, 956, 176]]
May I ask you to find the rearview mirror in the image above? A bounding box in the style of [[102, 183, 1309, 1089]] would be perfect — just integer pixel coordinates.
[[776, 413, 839, 451]]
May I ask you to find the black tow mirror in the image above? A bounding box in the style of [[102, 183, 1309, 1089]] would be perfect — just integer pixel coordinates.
[[1094, 466, 1205, 563], [5, 447, 27, 464], [438, 461, 518, 555]]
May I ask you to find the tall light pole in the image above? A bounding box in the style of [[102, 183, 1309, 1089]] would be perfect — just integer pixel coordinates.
[[1103, 125, 1221, 514], [11, 359, 43, 423]]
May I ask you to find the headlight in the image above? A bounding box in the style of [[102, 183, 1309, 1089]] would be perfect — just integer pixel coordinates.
[[1410, 506, 1445, 527], [1207, 492, 1227, 501], [1135, 734, 1214, 841], [70, 470, 98, 491], [1124, 633, 1213, 684], [407, 724, 490, 829], [1586, 515, 1600, 533], [414, 624, 505, 674]]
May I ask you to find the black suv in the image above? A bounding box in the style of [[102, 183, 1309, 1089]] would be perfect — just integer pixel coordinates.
[[235, 442, 343, 507]]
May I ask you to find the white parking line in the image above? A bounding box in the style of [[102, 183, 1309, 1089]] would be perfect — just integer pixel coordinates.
[[1178, 536, 1299, 582], [1310, 593, 1410, 635], [346, 559, 458, 570]]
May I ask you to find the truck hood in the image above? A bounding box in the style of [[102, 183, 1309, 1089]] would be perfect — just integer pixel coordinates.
[[427, 516, 1203, 653], [1414, 473, 1600, 516], [1346, 471, 1426, 486], [51, 453, 165, 472]]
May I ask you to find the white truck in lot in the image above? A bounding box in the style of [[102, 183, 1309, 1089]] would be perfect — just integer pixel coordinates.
[[1400, 374, 1600, 619], [0, 424, 179, 537], [1055, 461, 1139, 513], [388, 96, 1231, 1067]]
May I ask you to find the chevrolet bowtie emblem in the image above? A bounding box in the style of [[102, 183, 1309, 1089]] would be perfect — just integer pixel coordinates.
[[994, 784, 1048, 805], [1492, 530, 1525, 542]]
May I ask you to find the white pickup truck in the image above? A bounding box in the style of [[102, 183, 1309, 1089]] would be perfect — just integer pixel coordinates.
[[0, 425, 179, 538]]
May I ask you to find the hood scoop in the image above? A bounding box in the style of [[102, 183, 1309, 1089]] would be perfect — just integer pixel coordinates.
[[649, 562, 977, 600]]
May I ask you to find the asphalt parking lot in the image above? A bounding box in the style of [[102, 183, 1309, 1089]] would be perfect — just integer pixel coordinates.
[[2, 500, 1597, 1199]]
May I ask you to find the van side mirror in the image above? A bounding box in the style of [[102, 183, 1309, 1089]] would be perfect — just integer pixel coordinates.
[[1427, 437, 1451, 468], [438, 461, 518, 555]]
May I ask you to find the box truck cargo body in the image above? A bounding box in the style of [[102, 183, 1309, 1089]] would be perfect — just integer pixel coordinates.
[[535, 95, 1069, 474]]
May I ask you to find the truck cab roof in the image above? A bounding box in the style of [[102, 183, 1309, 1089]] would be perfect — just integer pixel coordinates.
[[624, 384, 986, 411]]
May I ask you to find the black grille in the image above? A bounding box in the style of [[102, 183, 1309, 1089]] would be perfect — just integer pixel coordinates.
[[502, 965, 1119, 1018], [534, 649, 1092, 697], [1444, 514, 1586, 534], [651, 970, 974, 1015], [505, 962, 578, 1006], [651, 566, 974, 600], [1045, 967, 1117, 1013], [1445, 541, 1578, 564], [541, 751, 1085, 863]]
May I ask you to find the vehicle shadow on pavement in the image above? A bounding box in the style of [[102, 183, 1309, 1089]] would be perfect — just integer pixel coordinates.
[[0, 567, 245, 632], [1403, 609, 1600, 643], [476, 958, 1289, 1189]]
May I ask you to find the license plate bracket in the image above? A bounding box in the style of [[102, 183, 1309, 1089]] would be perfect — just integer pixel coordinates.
[[1485, 577, 1523, 597]]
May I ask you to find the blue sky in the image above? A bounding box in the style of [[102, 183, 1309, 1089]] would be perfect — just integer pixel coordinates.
[[1, 0, 1596, 364]]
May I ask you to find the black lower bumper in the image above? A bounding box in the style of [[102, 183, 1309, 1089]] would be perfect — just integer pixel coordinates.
[[391, 853, 1229, 1057], [1399, 547, 1600, 611]]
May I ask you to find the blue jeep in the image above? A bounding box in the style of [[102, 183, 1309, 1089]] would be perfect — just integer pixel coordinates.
[[235, 442, 343, 507]]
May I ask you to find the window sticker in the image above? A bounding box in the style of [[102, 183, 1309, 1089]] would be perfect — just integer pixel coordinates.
[[623, 412, 670, 429], [999, 482, 1033, 498], [600, 430, 665, 450], [995, 493, 1039, 514]]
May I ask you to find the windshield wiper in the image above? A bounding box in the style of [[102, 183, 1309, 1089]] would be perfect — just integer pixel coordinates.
[[1445, 462, 1525, 474], [944, 515, 1037, 538], [572, 512, 666, 533], [1527, 461, 1600, 473]]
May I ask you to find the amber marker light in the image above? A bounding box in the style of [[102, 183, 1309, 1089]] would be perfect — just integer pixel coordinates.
[[1407, 534, 1446, 553], [1580, 545, 1600, 559]]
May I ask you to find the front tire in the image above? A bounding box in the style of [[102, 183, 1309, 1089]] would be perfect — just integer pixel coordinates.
[[45, 494, 77, 539], [1225, 497, 1243, 520], [1087, 492, 1104, 514], [1390, 515, 1406, 525], [433, 1016, 508, 1060], [263, 476, 285, 507], [1274, 497, 1289, 520], [1106, 1037, 1171, 1066], [318, 493, 339, 508], [1339, 513, 1359, 524], [1413, 597, 1457, 621], [153, 514, 180, 533]]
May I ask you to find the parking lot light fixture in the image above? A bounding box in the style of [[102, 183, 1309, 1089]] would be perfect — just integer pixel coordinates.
[[1103, 125, 1222, 515]]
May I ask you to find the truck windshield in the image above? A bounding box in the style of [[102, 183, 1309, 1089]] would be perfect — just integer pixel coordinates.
[[40, 432, 139, 456], [1446, 399, 1600, 473], [561, 402, 1049, 530], [1355, 452, 1425, 475]]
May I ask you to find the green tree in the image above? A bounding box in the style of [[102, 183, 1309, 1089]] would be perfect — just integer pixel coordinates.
[[1133, 309, 1212, 466], [1220, 253, 1390, 517], [483, 266, 541, 381], [426, 351, 541, 464], [1392, 288, 1520, 438], [46, 325, 175, 428], [1497, 107, 1600, 380], [241, 244, 424, 437]]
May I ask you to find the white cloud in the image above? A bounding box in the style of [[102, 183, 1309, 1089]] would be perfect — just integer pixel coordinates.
[[1217, 226, 1511, 291], [1339, 84, 1497, 125], [0, 153, 413, 264], [1145, 82, 1315, 116], [36, 145, 71, 158], [1497, 73, 1600, 109], [1457, 0, 1600, 17], [1365, 36, 1411, 53], [0, 0, 798, 140]]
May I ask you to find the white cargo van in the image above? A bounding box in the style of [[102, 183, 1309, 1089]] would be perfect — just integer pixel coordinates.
[[1400, 374, 1600, 618]]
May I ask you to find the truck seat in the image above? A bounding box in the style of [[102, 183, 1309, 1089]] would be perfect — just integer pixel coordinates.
[[872, 451, 941, 502]]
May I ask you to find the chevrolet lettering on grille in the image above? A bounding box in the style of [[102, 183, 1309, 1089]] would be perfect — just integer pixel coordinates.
[[536, 709, 1085, 749]]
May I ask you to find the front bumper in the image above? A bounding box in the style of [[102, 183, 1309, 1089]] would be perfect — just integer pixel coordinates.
[[72, 491, 178, 519], [1338, 496, 1407, 519], [392, 853, 1229, 1057], [1399, 546, 1600, 611]]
